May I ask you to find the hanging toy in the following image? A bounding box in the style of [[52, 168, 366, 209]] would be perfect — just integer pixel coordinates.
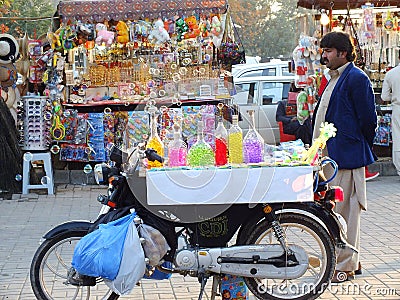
[[175, 17, 189, 42], [296, 91, 309, 125], [51, 114, 66, 140], [116, 21, 130, 44], [58, 25, 77, 50]]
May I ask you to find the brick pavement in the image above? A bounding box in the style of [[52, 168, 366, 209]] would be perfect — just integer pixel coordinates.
[[0, 176, 399, 300]]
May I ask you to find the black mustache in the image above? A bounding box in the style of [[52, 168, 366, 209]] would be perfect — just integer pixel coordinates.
[[320, 57, 328, 65]]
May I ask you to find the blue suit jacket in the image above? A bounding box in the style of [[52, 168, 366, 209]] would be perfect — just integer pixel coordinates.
[[315, 63, 377, 169]]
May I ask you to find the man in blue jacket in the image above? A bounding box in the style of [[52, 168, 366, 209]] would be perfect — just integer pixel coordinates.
[[313, 32, 377, 283]]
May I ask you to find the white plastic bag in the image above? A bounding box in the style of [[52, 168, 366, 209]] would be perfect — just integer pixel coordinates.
[[139, 224, 170, 266], [104, 220, 146, 295]]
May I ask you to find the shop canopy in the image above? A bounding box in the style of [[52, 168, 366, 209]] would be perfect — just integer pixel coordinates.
[[58, 0, 228, 23], [297, 0, 400, 10]]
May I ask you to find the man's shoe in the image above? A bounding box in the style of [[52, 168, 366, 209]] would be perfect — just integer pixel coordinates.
[[331, 270, 355, 283], [365, 168, 379, 181], [355, 262, 362, 275]]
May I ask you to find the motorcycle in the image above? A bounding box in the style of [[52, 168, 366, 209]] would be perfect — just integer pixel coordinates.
[[30, 144, 351, 300]]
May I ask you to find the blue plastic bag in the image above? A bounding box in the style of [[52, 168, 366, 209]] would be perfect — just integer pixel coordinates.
[[72, 213, 136, 280]]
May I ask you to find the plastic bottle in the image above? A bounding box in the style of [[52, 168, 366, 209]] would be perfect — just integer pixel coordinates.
[[214, 115, 228, 166], [243, 110, 264, 163], [146, 108, 164, 168], [187, 121, 215, 167], [228, 115, 243, 164], [168, 124, 187, 167]]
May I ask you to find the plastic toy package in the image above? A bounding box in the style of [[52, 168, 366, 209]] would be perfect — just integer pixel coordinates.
[[373, 114, 392, 146], [59, 143, 89, 161], [59, 109, 88, 144], [126, 111, 150, 146], [182, 106, 202, 148], [87, 113, 106, 161]]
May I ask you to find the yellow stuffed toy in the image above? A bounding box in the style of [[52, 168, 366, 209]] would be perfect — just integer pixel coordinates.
[[116, 21, 129, 44], [184, 16, 200, 39]]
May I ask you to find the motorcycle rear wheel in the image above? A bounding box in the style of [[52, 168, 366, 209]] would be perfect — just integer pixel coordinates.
[[30, 230, 118, 300], [243, 213, 336, 300]]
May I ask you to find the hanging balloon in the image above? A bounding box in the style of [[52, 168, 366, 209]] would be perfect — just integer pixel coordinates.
[[41, 176, 51, 185], [50, 144, 61, 154], [83, 164, 93, 174], [104, 107, 112, 115], [23, 152, 33, 161]]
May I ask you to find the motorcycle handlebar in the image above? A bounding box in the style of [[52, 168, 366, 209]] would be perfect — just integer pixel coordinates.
[[145, 148, 164, 163]]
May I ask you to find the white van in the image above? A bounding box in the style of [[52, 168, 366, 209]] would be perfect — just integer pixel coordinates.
[[232, 60, 293, 78], [232, 76, 295, 144]]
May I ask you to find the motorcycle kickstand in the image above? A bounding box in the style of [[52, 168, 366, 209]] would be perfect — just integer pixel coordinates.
[[107, 292, 120, 300], [210, 275, 222, 300], [197, 269, 210, 300]]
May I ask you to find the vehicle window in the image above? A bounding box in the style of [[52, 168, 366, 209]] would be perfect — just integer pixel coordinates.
[[240, 70, 263, 77], [233, 82, 258, 104], [261, 82, 291, 105], [282, 66, 292, 76], [261, 68, 277, 76]]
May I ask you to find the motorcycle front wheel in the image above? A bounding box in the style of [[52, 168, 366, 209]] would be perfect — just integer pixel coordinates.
[[30, 230, 119, 300], [243, 213, 336, 300]]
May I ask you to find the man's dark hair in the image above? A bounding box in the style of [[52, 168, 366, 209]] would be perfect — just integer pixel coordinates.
[[320, 32, 356, 62]]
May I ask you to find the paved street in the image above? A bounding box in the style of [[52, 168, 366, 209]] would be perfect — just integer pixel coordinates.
[[1, 176, 400, 300]]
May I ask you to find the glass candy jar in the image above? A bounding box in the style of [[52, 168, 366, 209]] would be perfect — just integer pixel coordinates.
[[214, 110, 228, 166], [187, 121, 215, 167], [243, 110, 264, 163], [146, 107, 164, 168], [243, 110, 264, 164], [228, 115, 243, 164], [168, 124, 187, 167]]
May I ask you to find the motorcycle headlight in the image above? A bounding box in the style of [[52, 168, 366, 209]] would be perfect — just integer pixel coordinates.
[[94, 163, 111, 185]]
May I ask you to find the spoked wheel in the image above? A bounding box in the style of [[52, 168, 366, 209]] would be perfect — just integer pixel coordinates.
[[30, 231, 119, 300], [243, 213, 336, 300]]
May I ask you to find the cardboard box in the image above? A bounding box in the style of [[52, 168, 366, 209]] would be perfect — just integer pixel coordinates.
[[221, 275, 249, 299]]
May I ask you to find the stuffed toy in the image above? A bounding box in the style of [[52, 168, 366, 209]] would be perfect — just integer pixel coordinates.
[[211, 15, 223, 47], [184, 16, 201, 39], [115, 21, 130, 44], [199, 17, 211, 37], [164, 19, 175, 35], [148, 19, 170, 44], [73, 21, 92, 46], [95, 23, 115, 46], [175, 17, 189, 42], [211, 15, 222, 36]]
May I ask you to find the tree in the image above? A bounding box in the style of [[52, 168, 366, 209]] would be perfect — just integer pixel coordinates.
[[228, 0, 307, 60], [0, 0, 54, 38]]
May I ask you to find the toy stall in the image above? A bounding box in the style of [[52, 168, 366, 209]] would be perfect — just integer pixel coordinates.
[[17, 0, 253, 166], [17, 0, 338, 198], [296, 0, 400, 157]]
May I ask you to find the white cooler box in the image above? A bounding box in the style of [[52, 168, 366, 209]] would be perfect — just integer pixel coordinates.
[[146, 166, 313, 205]]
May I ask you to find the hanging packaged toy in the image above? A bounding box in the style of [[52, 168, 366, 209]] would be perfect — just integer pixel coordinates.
[[296, 91, 309, 125]]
